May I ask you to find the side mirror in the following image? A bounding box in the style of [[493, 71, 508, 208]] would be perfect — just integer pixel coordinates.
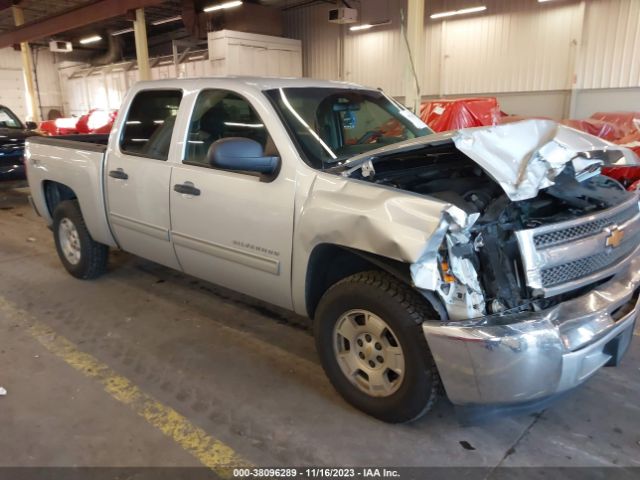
[[208, 137, 279, 175], [25, 121, 38, 130]]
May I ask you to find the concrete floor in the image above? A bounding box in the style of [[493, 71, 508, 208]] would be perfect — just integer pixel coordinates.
[[1, 185, 639, 470]]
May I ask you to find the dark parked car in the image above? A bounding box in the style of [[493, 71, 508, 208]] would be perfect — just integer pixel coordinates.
[[0, 105, 39, 181]]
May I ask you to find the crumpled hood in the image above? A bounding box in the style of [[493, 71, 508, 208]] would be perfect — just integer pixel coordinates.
[[344, 119, 639, 201]]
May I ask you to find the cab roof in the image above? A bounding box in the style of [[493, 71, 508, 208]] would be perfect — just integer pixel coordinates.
[[133, 76, 373, 93]]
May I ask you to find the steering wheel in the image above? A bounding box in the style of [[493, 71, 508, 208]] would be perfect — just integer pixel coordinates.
[[354, 130, 383, 145]]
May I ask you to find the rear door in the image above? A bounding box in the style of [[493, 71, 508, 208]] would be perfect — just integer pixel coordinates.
[[105, 89, 183, 269], [169, 89, 296, 309]]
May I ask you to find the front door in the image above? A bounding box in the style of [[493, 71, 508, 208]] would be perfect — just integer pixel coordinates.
[[105, 88, 183, 269], [169, 89, 295, 309]]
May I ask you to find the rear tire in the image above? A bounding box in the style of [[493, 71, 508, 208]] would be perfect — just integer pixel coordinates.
[[314, 270, 440, 423], [52, 200, 109, 279]]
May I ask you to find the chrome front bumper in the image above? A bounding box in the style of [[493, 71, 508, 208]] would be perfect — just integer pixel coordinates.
[[423, 254, 640, 406]]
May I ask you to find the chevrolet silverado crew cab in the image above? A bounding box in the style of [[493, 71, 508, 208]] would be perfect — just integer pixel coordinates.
[[26, 77, 640, 423]]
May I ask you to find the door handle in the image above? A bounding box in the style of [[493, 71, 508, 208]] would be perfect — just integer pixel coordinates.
[[173, 183, 201, 196], [109, 168, 129, 180]]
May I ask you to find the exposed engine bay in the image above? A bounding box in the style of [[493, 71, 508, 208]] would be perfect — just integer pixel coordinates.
[[347, 140, 634, 320]]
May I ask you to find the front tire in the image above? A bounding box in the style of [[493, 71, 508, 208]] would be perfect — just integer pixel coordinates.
[[52, 200, 109, 279], [314, 271, 440, 423]]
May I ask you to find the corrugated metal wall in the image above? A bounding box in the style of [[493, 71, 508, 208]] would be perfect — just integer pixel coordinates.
[[284, 3, 340, 80], [431, 0, 583, 95], [2, 0, 635, 119], [282, 1, 408, 95], [577, 0, 640, 89], [344, 4, 408, 95], [284, 0, 640, 97]]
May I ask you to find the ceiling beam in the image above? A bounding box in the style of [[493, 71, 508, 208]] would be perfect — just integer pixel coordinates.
[[0, 0, 165, 48]]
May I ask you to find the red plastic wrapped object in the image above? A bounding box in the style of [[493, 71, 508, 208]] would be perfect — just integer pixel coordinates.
[[560, 118, 623, 142], [613, 131, 640, 157], [419, 97, 501, 132], [76, 109, 117, 134], [38, 117, 80, 136], [602, 165, 640, 191], [589, 112, 640, 138]]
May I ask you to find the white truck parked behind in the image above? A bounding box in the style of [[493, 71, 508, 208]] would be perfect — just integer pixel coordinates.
[[26, 77, 640, 422]]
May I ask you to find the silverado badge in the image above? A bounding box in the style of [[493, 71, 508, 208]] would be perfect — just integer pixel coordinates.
[[605, 227, 625, 248]]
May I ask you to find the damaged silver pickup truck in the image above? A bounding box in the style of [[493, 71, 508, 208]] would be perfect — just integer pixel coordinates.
[[25, 78, 640, 423]]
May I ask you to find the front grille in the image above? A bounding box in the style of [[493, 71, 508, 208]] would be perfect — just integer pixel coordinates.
[[517, 195, 640, 296], [534, 203, 639, 248], [540, 231, 640, 287]]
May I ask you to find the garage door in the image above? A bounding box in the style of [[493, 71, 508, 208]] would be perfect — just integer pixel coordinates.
[[0, 68, 27, 120]]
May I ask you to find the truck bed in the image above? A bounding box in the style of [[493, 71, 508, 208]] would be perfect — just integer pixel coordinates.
[[28, 134, 109, 151], [25, 134, 116, 247]]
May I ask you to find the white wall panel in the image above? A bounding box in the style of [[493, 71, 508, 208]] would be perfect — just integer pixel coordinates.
[[0, 69, 26, 119], [34, 49, 63, 117], [434, 0, 582, 95], [577, 0, 640, 89], [573, 87, 640, 119], [59, 55, 216, 115], [344, 15, 408, 95], [283, 2, 340, 80], [0, 47, 23, 70], [0, 47, 63, 120]]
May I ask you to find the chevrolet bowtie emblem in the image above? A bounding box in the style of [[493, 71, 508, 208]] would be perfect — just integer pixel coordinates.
[[606, 227, 625, 248]]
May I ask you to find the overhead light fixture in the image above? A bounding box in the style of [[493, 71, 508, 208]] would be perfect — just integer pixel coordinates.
[[79, 35, 102, 44], [430, 6, 487, 19], [350, 20, 391, 32], [203, 0, 243, 13], [152, 15, 182, 25], [111, 27, 134, 36]]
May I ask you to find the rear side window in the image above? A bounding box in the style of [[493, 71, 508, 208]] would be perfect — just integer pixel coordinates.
[[120, 89, 182, 160]]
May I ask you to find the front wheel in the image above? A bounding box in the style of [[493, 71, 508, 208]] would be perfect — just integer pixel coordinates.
[[52, 200, 109, 279], [314, 271, 440, 423]]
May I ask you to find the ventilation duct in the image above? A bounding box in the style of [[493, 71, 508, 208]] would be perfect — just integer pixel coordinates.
[[89, 31, 122, 66]]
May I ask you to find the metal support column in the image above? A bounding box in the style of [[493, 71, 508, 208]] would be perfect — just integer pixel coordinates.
[[133, 8, 151, 81], [403, 0, 425, 113], [12, 6, 40, 122]]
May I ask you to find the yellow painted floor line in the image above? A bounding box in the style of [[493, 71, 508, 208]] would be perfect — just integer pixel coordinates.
[[0, 297, 250, 475]]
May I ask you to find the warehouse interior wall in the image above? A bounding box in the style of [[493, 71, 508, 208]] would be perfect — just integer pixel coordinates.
[[57, 51, 213, 116], [0, 47, 62, 121], [0, 0, 636, 121], [283, 0, 640, 119]]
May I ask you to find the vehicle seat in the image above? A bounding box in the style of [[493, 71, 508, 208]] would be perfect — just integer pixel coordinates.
[[142, 115, 177, 160], [188, 104, 226, 162]]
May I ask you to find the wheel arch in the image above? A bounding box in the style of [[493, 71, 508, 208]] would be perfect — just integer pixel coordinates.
[[305, 243, 446, 320], [43, 180, 78, 218]]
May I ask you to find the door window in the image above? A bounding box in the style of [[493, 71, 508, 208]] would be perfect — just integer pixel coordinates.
[[120, 89, 182, 160], [184, 89, 277, 167], [0, 107, 22, 129]]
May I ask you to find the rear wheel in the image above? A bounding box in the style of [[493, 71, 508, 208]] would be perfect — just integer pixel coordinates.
[[314, 270, 440, 423], [52, 200, 109, 279]]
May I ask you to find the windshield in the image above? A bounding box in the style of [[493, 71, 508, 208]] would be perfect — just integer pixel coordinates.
[[0, 106, 22, 129], [265, 87, 432, 169]]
